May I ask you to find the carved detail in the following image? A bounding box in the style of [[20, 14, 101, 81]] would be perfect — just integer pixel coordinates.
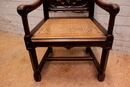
[[57, 0, 80, 5], [65, 46, 73, 50], [48, 0, 89, 10]]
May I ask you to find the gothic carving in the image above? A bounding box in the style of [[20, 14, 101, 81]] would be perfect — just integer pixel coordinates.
[[48, 0, 89, 10]]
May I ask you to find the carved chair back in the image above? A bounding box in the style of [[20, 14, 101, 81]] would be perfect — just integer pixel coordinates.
[[43, 0, 94, 19]]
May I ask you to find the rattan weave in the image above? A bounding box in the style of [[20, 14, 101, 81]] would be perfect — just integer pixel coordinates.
[[32, 18, 105, 39]]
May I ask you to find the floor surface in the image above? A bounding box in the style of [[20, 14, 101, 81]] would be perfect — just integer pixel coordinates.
[[0, 31, 130, 87]]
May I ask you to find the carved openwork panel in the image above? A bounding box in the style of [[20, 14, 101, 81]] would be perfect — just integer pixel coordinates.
[[47, 0, 90, 11]]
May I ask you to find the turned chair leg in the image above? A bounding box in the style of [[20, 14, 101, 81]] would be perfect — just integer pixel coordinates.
[[28, 48, 41, 82], [98, 48, 110, 81]]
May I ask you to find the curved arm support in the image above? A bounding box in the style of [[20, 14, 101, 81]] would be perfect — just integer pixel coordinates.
[[95, 0, 120, 35], [95, 0, 120, 15], [17, 0, 43, 16], [17, 0, 43, 35]]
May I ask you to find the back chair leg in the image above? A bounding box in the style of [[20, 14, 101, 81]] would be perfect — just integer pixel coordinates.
[[98, 47, 110, 81], [28, 48, 41, 82], [48, 47, 53, 53]]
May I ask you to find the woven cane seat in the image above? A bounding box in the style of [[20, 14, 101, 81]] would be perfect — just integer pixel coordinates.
[[32, 18, 106, 42]]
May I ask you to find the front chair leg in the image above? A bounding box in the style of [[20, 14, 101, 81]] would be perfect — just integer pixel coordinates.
[[98, 47, 110, 81], [28, 48, 41, 82], [34, 70, 41, 82]]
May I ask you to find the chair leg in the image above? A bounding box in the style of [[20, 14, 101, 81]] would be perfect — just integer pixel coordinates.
[[98, 48, 110, 81], [28, 48, 41, 82], [85, 47, 90, 52], [48, 47, 53, 53]]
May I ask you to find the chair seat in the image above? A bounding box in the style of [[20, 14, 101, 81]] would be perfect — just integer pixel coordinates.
[[31, 18, 106, 42]]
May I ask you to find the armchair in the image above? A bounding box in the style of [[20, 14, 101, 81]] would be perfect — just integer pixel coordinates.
[[17, 0, 119, 82]]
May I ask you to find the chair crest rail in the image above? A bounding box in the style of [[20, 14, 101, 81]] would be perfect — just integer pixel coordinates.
[[48, 0, 90, 11]]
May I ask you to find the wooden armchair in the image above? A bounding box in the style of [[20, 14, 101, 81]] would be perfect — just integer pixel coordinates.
[[17, 0, 119, 82]]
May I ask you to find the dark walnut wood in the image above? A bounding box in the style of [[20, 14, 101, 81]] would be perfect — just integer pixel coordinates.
[[47, 0, 90, 11], [17, 0, 120, 82]]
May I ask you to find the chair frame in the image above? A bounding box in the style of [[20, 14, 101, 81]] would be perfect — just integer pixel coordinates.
[[17, 0, 119, 82]]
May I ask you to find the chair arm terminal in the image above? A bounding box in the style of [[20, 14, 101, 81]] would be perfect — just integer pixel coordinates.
[[95, 0, 120, 15], [17, 0, 42, 16]]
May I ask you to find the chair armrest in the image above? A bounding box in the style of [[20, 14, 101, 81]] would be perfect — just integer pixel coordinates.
[[17, 0, 43, 35], [95, 0, 120, 15], [17, 0, 42, 16], [95, 0, 120, 35]]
